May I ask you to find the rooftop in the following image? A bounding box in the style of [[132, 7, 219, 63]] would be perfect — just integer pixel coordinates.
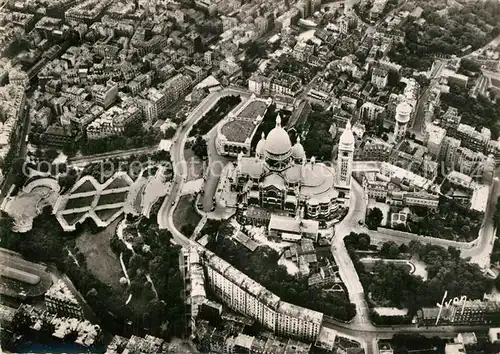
[[238, 100, 269, 120], [269, 214, 319, 235], [221, 119, 257, 143], [278, 301, 323, 324], [46, 279, 80, 305], [218, 96, 270, 144]]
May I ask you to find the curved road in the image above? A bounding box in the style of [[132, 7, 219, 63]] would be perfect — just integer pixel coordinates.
[[157, 87, 498, 354]]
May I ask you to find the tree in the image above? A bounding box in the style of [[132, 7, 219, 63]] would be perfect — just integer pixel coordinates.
[[11, 157, 28, 187], [45, 148, 59, 161], [459, 58, 481, 74], [0, 214, 18, 251], [380, 241, 400, 259], [164, 127, 176, 139], [192, 135, 208, 159], [366, 207, 383, 230], [495, 275, 500, 291]]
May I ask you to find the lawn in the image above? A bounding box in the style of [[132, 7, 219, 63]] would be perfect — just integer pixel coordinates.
[[103, 176, 130, 191], [72, 180, 96, 194], [62, 212, 87, 226], [95, 207, 123, 222], [183, 148, 204, 182], [491, 77, 500, 89], [75, 217, 123, 289], [173, 194, 202, 237], [97, 191, 128, 206], [65, 195, 95, 210]]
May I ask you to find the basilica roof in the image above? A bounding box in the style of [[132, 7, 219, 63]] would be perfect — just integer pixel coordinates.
[[300, 163, 338, 202], [262, 173, 286, 189], [265, 114, 292, 156], [284, 164, 302, 183], [239, 158, 264, 178]]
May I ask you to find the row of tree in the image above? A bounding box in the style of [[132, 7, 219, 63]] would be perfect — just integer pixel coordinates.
[[189, 95, 241, 137]]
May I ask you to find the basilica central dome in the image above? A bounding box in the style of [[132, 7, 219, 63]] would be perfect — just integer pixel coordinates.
[[265, 115, 292, 156]]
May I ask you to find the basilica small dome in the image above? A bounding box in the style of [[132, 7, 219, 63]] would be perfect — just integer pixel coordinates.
[[265, 115, 292, 156], [291, 136, 306, 161], [256, 132, 266, 158]]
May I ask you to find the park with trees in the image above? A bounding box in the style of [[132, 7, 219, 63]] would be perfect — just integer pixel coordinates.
[[385, 196, 483, 242], [0, 198, 186, 339], [80, 120, 165, 156], [440, 83, 500, 140], [365, 207, 383, 230], [300, 105, 336, 162], [344, 232, 493, 320], [389, 0, 500, 70]]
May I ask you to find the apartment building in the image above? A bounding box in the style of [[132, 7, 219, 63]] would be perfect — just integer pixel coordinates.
[[162, 73, 192, 103], [180, 247, 207, 334], [204, 51, 212, 66], [45, 280, 84, 320], [371, 68, 388, 89], [454, 147, 487, 177], [86, 102, 142, 139], [249, 73, 303, 98], [454, 123, 489, 153], [362, 172, 389, 200], [127, 73, 153, 96], [441, 136, 461, 167], [203, 251, 323, 341], [424, 123, 446, 159], [354, 138, 392, 161], [446, 170, 477, 190], [359, 102, 385, 122], [441, 106, 461, 130], [91, 81, 118, 109], [0, 85, 25, 151], [65, 0, 113, 23], [42, 125, 72, 147], [138, 88, 168, 121]]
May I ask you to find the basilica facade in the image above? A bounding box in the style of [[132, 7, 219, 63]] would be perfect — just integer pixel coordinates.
[[228, 115, 355, 220]]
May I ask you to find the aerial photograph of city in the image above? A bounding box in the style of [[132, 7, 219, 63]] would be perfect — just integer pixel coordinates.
[[2, 0, 500, 352]]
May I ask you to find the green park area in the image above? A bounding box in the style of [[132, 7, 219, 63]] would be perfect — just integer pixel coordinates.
[[0, 207, 186, 339], [344, 233, 493, 325], [388, 0, 500, 70], [366, 195, 483, 242], [173, 194, 202, 237]]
